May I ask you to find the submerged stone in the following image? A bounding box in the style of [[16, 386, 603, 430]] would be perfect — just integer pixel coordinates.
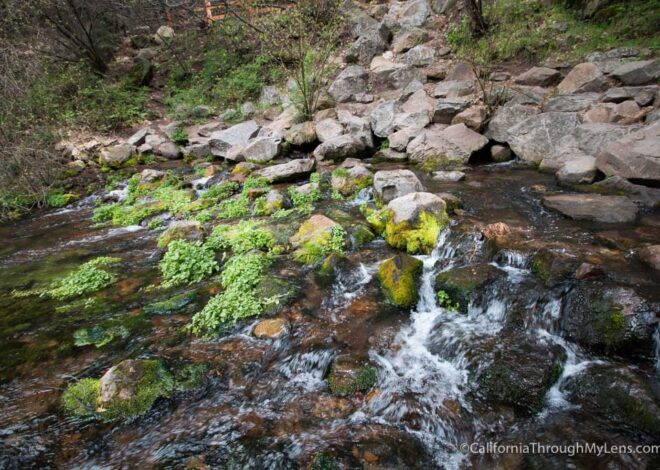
[[434, 263, 505, 313], [378, 254, 423, 308], [253, 318, 289, 339], [143, 291, 198, 315], [327, 355, 378, 396]]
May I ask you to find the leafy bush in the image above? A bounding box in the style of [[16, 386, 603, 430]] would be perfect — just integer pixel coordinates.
[[159, 240, 218, 287], [206, 220, 275, 254]]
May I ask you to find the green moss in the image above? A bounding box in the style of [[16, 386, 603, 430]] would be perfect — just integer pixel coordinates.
[[159, 240, 219, 287], [352, 224, 375, 247], [48, 257, 121, 300], [384, 211, 448, 254], [73, 325, 130, 347], [144, 291, 198, 315], [46, 189, 79, 208], [293, 225, 347, 265], [418, 154, 451, 173], [378, 255, 423, 308], [598, 310, 627, 348], [61, 378, 101, 418], [362, 206, 389, 234]]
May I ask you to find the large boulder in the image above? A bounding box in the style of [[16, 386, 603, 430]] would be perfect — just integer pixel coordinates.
[[391, 27, 429, 53], [611, 59, 660, 86], [242, 137, 281, 163], [513, 67, 561, 87], [557, 62, 608, 94], [398, 0, 431, 28], [602, 86, 658, 106], [408, 123, 488, 167], [370, 101, 399, 138], [100, 143, 136, 167], [402, 45, 436, 67], [433, 97, 472, 124], [255, 158, 315, 182], [389, 127, 421, 152], [485, 105, 539, 142], [561, 283, 658, 353], [345, 23, 390, 64], [328, 65, 369, 103], [451, 105, 486, 131], [337, 110, 374, 148], [370, 56, 424, 90], [158, 220, 206, 248], [209, 120, 260, 158], [383, 192, 449, 253], [596, 121, 660, 183], [313, 135, 366, 161], [542, 193, 638, 223], [315, 118, 344, 143], [556, 155, 597, 185], [433, 80, 475, 98], [331, 164, 373, 197], [378, 254, 424, 308], [285, 121, 317, 147], [373, 169, 424, 203], [507, 112, 580, 164], [154, 142, 182, 160], [434, 263, 504, 314]]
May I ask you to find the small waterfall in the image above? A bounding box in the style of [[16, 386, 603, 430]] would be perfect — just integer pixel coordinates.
[[347, 187, 374, 207], [278, 350, 335, 392], [323, 262, 379, 312], [191, 176, 212, 197]]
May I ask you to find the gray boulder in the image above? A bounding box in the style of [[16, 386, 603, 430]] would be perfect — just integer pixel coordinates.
[[315, 118, 344, 143], [557, 62, 608, 94], [433, 97, 472, 124], [542, 193, 638, 223], [544, 92, 602, 112], [337, 110, 374, 148], [556, 155, 597, 185], [328, 65, 369, 103], [433, 80, 475, 98], [154, 142, 182, 160], [602, 86, 658, 106], [485, 105, 539, 142], [408, 123, 488, 166], [402, 45, 436, 67], [313, 135, 366, 161], [370, 56, 425, 90], [398, 0, 431, 28], [432, 170, 465, 182], [373, 169, 424, 203], [596, 121, 660, 183], [345, 22, 391, 64], [387, 191, 447, 225], [370, 101, 399, 138], [507, 112, 580, 164], [243, 137, 281, 163], [256, 158, 316, 182], [389, 127, 422, 152], [611, 59, 660, 86], [513, 66, 561, 87], [391, 28, 429, 53], [209, 120, 260, 158], [100, 143, 135, 167]]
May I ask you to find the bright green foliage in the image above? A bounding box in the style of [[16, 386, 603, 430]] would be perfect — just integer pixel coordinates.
[[46, 189, 79, 208], [171, 126, 189, 145], [243, 176, 270, 191], [205, 220, 275, 254], [61, 378, 101, 418], [49, 257, 121, 300], [159, 240, 218, 287], [437, 290, 460, 312], [448, 0, 660, 64], [216, 196, 251, 219], [191, 253, 275, 334], [201, 181, 239, 200], [293, 225, 347, 265], [384, 211, 448, 254], [271, 208, 295, 219]]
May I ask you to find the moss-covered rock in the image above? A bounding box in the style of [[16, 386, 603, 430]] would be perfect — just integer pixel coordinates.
[[331, 165, 373, 197], [143, 291, 198, 315], [290, 215, 346, 265], [328, 355, 378, 396], [352, 224, 376, 247], [157, 220, 207, 248], [531, 248, 580, 285], [378, 254, 423, 308], [254, 276, 299, 315], [61, 359, 174, 421], [434, 263, 505, 314]]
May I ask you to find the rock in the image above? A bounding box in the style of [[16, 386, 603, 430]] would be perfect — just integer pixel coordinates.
[[285, 122, 317, 147], [100, 143, 135, 167], [313, 135, 366, 161], [482, 222, 510, 241], [373, 169, 424, 203], [370, 101, 399, 138], [544, 92, 601, 112], [140, 169, 166, 184], [543, 194, 638, 223], [337, 110, 374, 148], [328, 65, 369, 102], [190, 104, 212, 118], [158, 220, 206, 247], [397, 89, 434, 128], [479, 333, 566, 413], [184, 143, 211, 159], [253, 318, 289, 339], [530, 248, 580, 285], [398, 0, 431, 28], [433, 80, 475, 98], [513, 67, 561, 87], [127, 127, 153, 146], [575, 122, 641, 156], [242, 137, 281, 163], [153, 25, 174, 44], [259, 85, 283, 107], [556, 156, 597, 185], [209, 120, 260, 158], [402, 45, 435, 67], [432, 170, 465, 182], [490, 145, 512, 162], [408, 123, 488, 167], [639, 245, 660, 271], [596, 121, 660, 183], [389, 127, 420, 152], [240, 101, 256, 116], [505, 86, 547, 106], [374, 148, 408, 161], [99, 359, 171, 409], [451, 105, 486, 131], [563, 364, 660, 437], [602, 86, 658, 106], [327, 355, 377, 396], [391, 28, 429, 53], [593, 176, 660, 208], [258, 189, 284, 215], [561, 283, 658, 352], [378, 254, 424, 308], [507, 112, 580, 164], [290, 215, 342, 264], [610, 100, 642, 123], [370, 56, 424, 90], [154, 142, 182, 160], [575, 262, 604, 280], [315, 118, 344, 143], [256, 158, 315, 182], [557, 63, 608, 94], [383, 192, 449, 253], [485, 105, 539, 142], [345, 23, 390, 64], [435, 263, 504, 313], [433, 98, 471, 124], [611, 59, 660, 86], [446, 62, 477, 81], [331, 165, 373, 196]]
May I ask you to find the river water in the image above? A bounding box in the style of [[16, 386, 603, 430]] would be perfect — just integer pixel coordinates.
[[0, 162, 658, 468]]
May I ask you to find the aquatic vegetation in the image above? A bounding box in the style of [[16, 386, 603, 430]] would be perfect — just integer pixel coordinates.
[[293, 225, 347, 265], [159, 240, 218, 287], [384, 211, 448, 254], [242, 175, 270, 191], [201, 180, 239, 200], [216, 195, 251, 219], [144, 291, 198, 315], [61, 378, 102, 418], [352, 224, 375, 247], [436, 290, 460, 312], [271, 208, 296, 219], [73, 325, 130, 347], [205, 220, 275, 254], [378, 255, 423, 308], [49, 257, 121, 300]]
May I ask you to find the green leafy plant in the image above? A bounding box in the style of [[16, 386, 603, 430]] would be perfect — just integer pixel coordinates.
[[437, 290, 460, 312], [49, 257, 121, 300], [159, 240, 218, 287], [205, 220, 275, 254]]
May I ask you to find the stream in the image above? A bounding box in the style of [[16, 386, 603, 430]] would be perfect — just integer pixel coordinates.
[[0, 162, 659, 468]]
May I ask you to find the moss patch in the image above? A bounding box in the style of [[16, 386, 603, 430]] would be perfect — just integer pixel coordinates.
[[378, 254, 423, 308], [328, 356, 378, 397], [384, 211, 448, 254]]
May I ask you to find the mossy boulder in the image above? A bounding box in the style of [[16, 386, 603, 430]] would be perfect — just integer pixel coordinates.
[[157, 220, 207, 248], [254, 276, 299, 315], [563, 364, 660, 439], [531, 248, 580, 285], [352, 224, 376, 247], [434, 263, 505, 314], [560, 282, 657, 353], [379, 192, 449, 254], [378, 254, 423, 308], [331, 165, 374, 197], [328, 355, 378, 396], [143, 291, 198, 315], [479, 333, 566, 413], [255, 189, 285, 215], [290, 215, 346, 265], [61, 359, 174, 420]]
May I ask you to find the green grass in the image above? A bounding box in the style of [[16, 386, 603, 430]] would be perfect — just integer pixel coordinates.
[[448, 0, 660, 64]]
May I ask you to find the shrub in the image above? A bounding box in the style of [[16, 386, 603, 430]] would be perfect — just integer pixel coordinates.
[[159, 240, 218, 287]]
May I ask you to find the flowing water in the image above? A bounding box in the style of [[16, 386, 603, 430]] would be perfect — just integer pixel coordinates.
[[0, 163, 658, 468]]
